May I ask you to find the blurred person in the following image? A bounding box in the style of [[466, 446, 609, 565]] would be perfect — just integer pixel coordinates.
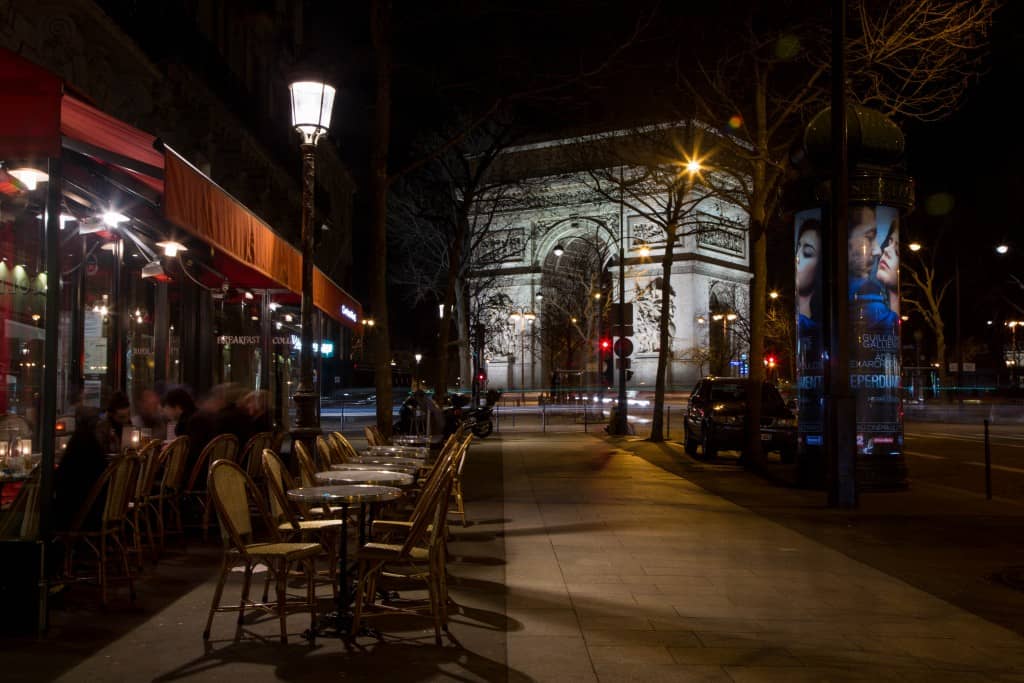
[[161, 387, 198, 440], [213, 383, 252, 446], [98, 392, 131, 453], [132, 388, 166, 437], [241, 389, 273, 436]]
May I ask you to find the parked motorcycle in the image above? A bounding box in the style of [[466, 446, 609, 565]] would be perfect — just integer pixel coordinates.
[[445, 393, 494, 438]]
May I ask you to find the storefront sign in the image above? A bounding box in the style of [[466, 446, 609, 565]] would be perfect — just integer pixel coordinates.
[[341, 305, 358, 323], [217, 335, 293, 346]]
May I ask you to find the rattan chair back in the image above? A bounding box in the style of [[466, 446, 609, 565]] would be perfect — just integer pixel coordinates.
[[261, 449, 302, 530], [185, 433, 239, 491], [241, 431, 275, 481], [328, 432, 357, 463], [159, 436, 190, 492], [293, 440, 319, 488], [208, 459, 273, 549]]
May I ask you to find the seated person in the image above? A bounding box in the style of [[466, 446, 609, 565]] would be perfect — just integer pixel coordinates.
[[53, 413, 109, 532]]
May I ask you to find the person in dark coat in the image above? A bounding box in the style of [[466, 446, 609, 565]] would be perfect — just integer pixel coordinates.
[[53, 413, 109, 532]]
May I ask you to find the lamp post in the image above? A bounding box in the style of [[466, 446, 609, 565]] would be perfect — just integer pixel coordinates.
[[414, 353, 422, 390], [288, 78, 335, 447]]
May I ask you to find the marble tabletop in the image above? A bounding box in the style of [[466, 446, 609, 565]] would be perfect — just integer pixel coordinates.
[[286, 484, 403, 505], [313, 469, 414, 487]]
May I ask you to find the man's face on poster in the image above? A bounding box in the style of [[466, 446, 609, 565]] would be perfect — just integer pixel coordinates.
[[848, 206, 879, 280]]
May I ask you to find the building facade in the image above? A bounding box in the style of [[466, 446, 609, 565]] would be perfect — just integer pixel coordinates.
[[469, 133, 752, 395]]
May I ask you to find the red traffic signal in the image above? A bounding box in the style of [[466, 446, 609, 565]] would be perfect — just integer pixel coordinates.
[[476, 372, 487, 383], [599, 338, 612, 351]]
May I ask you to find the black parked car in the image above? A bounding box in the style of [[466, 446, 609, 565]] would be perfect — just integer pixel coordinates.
[[683, 377, 797, 462]]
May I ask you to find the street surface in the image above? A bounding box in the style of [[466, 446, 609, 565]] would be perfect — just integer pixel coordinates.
[[905, 421, 1024, 501]]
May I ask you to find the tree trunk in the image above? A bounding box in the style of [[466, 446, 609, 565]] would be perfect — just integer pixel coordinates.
[[746, 217, 767, 469], [455, 280, 472, 391], [650, 222, 677, 442], [370, 0, 394, 434], [434, 212, 467, 397]]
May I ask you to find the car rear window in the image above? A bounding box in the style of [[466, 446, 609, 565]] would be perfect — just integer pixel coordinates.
[[710, 382, 748, 401], [709, 382, 786, 409]]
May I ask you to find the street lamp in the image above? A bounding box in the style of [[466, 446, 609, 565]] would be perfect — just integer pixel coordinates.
[[996, 244, 1009, 255], [908, 242, 922, 252], [414, 353, 422, 390], [288, 77, 335, 443]]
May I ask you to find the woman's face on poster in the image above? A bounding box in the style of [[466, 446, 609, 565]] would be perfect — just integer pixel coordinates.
[[848, 206, 880, 280], [877, 225, 899, 289], [796, 226, 821, 296]]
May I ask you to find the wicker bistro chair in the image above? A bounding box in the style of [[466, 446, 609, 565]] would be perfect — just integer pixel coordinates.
[[0, 466, 41, 539], [127, 439, 166, 568], [261, 449, 343, 597], [293, 440, 320, 488], [448, 433, 473, 527], [328, 432, 359, 463], [56, 453, 142, 606], [350, 452, 457, 645], [364, 425, 387, 447], [316, 435, 343, 468], [292, 441, 347, 519], [182, 434, 239, 540], [241, 431, 275, 486], [204, 459, 322, 644], [152, 436, 190, 548]]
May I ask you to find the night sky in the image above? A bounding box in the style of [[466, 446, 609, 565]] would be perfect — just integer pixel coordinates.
[[312, 1, 1023, 353]]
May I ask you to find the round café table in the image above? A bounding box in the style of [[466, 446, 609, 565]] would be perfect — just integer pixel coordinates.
[[364, 445, 428, 459], [286, 484, 403, 636], [344, 456, 423, 470], [392, 434, 430, 447], [330, 461, 420, 475], [314, 469, 414, 487]]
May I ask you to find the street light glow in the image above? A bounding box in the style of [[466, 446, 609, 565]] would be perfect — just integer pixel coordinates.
[[769, 291, 779, 300], [996, 244, 1009, 254], [637, 242, 651, 257], [685, 159, 702, 174], [908, 242, 922, 252], [726, 313, 737, 321]]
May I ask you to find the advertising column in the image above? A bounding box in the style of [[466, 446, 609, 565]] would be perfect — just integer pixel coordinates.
[[848, 205, 903, 460], [795, 204, 907, 488]]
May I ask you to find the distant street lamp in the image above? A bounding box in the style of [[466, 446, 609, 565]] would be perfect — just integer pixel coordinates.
[[414, 353, 422, 389], [288, 77, 335, 443], [908, 242, 922, 252], [996, 244, 1009, 255]]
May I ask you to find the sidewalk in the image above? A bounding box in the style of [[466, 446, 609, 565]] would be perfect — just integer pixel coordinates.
[[4, 432, 1024, 681]]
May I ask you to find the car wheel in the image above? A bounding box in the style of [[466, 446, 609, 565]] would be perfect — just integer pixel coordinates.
[[702, 425, 718, 459], [684, 422, 699, 456]]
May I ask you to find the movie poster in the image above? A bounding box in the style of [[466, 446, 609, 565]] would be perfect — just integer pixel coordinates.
[[848, 205, 903, 456], [795, 204, 903, 463], [795, 209, 825, 455]]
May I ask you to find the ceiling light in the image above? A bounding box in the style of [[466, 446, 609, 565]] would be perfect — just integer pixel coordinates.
[[78, 217, 106, 235], [269, 302, 281, 311], [244, 291, 254, 300], [156, 240, 187, 257], [141, 260, 167, 280], [31, 314, 41, 322], [8, 167, 48, 191], [102, 211, 129, 227], [284, 314, 294, 322]]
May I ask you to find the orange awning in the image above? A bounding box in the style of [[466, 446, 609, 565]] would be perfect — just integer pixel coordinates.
[[162, 148, 361, 328]]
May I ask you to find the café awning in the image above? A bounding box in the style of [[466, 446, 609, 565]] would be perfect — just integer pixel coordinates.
[[0, 47, 362, 329]]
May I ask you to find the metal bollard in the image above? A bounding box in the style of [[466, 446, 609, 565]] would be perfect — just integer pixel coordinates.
[[984, 418, 992, 500]]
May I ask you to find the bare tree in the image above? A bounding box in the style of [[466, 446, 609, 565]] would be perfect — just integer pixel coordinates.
[[577, 123, 732, 442], [902, 254, 950, 385]]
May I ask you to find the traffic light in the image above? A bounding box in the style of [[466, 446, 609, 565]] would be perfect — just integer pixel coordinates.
[[476, 371, 487, 384], [599, 338, 612, 354], [625, 370, 633, 381], [603, 354, 614, 384]]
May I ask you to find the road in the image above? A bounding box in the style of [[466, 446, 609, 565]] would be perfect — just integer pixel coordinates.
[[905, 420, 1024, 501]]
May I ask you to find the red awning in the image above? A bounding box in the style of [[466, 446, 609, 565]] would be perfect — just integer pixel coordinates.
[[0, 47, 362, 329]]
